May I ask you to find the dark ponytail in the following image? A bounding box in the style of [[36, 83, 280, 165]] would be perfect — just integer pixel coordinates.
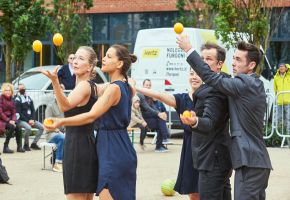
[[111, 44, 137, 81]]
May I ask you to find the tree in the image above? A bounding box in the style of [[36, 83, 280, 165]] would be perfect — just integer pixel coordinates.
[[204, 0, 272, 49], [0, 0, 51, 81], [51, 0, 93, 63], [176, 0, 215, 29]]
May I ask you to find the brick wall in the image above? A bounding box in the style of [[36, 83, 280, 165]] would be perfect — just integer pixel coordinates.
[[83, 0, 290, 14], [86, 0, 178, 13]]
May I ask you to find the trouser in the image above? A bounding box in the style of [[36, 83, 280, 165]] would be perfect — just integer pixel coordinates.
[[18, 120, 44, 145], [48, 133, 65, 162], [132, 124, 147, 145], [234, 167, 270, 200], [4, 123, 22, 147], [144, 117, 168, 149], [199, 163, 232, 200]]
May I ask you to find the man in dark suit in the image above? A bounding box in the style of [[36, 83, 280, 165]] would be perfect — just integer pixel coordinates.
[[58, 54, 76, 90], [178, 36, 272, 200], [181, 43, 232, 200]]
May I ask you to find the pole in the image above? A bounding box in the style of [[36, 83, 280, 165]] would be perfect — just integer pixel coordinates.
[[40, 49, 43, 66]]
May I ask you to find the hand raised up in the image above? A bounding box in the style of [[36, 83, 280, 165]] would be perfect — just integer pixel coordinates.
[[39, 65, 61, 83]]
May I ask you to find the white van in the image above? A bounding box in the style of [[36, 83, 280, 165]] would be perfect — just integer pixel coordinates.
[[131, 28, 274, 126]]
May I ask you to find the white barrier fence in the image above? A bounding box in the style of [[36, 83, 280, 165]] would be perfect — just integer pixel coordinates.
[[264, 91, 290, 147]]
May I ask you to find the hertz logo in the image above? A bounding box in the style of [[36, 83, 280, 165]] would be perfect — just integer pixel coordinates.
[[142, 49, 160, 58]]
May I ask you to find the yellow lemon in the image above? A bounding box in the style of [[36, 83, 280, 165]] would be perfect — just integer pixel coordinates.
[[43, 119, 54, 126], [174, 23, 184, 34], [182, 110, 192, 118]]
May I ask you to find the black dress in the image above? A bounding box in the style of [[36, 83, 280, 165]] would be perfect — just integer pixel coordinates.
[[173, 93, 199, 194], [63, 81, 98, 194]]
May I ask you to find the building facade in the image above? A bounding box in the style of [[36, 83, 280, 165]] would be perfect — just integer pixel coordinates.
[[0, 0, 290, 81]]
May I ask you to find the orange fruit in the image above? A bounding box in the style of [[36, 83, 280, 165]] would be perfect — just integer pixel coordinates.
[[44, 119, 53, 126], [182, 110, 192, 118], [174, 23, 184, 34]]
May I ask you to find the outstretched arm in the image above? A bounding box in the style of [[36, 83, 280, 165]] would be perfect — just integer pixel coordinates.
[[40, 66, 91, 112], [137, 87, 176, 108], [177, 35, 246, 97], [44, 84, 120, 130]]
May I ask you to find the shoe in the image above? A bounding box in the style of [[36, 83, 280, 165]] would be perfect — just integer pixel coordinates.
[[23, 144, 31, 151], [30, 143, 41, 150], [53, 163, 63, 173], [162, 144, 168, 150], [155, 147, 169, 153], [17, 147, 25, 153], [3, 146, 14, 153]]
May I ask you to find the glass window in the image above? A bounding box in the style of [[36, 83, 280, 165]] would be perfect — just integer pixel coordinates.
[[110, 14, 132, 41], [93, 14, 109, 41]]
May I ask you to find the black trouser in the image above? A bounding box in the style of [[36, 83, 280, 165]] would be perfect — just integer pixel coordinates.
[[132, 124, 147, 145], [4, 123, 22, 147], [234, 167, 270, 200], [199, 158, 232, 200]]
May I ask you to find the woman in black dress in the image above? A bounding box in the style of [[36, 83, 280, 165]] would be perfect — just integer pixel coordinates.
[[41, 46, 107, 200]]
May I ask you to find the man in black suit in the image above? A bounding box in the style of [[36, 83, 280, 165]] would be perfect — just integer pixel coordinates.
[[178, 36, 272, 200], [58, 54, 75, 90], [180, 43, 232, 200]]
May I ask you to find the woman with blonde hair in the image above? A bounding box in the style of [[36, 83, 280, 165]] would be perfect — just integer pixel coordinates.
[[41, 46, 107, 200], [0, 83, 25, 153]]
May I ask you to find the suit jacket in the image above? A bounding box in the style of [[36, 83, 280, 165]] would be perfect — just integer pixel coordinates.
[[191, 84, 232, 171], [187, 50, 272, 170], [58, 64, 76, 90]]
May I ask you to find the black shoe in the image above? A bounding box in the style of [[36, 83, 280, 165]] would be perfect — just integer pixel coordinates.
[[3, 146, 14, 153], [30, 143, 41, 150], [23, 144, 31, 151], [17, 147, 25, 153]]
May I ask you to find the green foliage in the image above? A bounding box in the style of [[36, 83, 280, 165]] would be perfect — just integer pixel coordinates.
[[205, 0, 270, 49], [175, 0, 215, 29], [51, 0, 93, 63], [0, 0, 51, 80]]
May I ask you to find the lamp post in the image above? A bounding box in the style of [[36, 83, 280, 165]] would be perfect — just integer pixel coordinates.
[[32, 40, 43, 66]]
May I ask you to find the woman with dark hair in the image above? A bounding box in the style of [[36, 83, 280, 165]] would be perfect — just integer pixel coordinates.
[[44, 44, 138, 200]]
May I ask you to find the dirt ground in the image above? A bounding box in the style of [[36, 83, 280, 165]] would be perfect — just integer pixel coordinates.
[[0, 136, 289, 200]]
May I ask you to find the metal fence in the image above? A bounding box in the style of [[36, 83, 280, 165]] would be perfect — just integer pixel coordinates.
[[264, 91, 290, 147]]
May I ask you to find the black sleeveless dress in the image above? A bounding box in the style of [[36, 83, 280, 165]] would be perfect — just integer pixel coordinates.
[[63, 81, 98, 194]]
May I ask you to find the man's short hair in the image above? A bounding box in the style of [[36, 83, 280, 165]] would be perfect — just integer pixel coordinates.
[[142, 79, 151, 86], [236, 41, 261, 71], [200, 42, 226, 62]]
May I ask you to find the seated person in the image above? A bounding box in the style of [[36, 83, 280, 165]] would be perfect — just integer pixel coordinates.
[[139, 79, 169, 152], [45, 90, 65, 172], [128, 95, 148, 149], [0, 83, 25, 153], [15, 83, 44, 151]]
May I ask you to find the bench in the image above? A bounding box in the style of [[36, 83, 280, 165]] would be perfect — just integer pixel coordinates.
[[39, 142, 57, 171]]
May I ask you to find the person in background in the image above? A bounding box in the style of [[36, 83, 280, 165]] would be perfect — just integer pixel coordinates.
[[0, 83, 25, 153], [129, 95, 148, 150], [58, 53, 76, 90], [140, 79, 170, 152], [274, 63, 290, 146], [44, 85, 66, 172], [15, 83, 43, 151]]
